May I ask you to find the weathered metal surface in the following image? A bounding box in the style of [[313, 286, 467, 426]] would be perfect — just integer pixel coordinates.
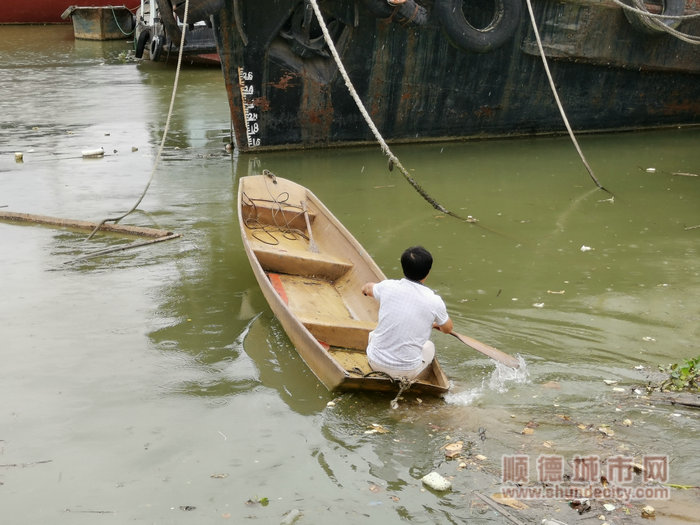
[[136, 0, 220, 62], [208, 0, 700, 151], [66, 6, 135, 40]]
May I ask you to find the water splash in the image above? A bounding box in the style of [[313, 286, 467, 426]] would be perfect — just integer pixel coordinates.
[[445, 355, 530, 405], [488, 355, 530, 393]]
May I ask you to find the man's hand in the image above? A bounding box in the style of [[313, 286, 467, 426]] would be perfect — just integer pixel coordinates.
[[433, 318, 454, 334], [362, 282, 376, 297]]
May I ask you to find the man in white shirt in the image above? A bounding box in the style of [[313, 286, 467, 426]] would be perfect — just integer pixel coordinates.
[[361, 246, 453, 380]]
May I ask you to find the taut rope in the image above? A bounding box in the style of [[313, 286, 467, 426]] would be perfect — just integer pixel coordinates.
[[307, 0, 478, 224], [87, 0, 191, 240], [524, 0, 610, 194]]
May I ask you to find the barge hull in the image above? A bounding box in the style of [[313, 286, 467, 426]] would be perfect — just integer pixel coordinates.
[[209, 0, 700, 151]]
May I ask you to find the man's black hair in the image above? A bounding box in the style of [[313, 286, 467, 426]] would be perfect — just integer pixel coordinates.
[[401, 246, 433, 282]]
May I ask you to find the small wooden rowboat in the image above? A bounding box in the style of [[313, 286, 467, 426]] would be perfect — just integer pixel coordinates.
[[238, 173, 450, 395]]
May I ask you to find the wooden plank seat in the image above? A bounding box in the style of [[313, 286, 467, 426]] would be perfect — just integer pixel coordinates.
[[298, 317, 375, 350], [252, 237, 353, 280], [241, 201, 311, 232], [267, 273, 375, 349]]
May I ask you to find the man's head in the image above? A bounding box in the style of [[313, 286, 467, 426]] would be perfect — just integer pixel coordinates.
[[401, 246, 433, 282]]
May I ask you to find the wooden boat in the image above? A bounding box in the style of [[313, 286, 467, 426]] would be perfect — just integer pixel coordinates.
[[237, 173, 450, 396]]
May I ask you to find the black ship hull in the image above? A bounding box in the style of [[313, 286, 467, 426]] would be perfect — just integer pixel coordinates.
[[193, 0, 699, 151]]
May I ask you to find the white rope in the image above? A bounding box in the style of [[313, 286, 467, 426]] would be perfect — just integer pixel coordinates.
[[611, 0, 700, 19], [524, 0, 608, 192], [608, 0, 700, 44], [307, 0, 477, 223], [87, 0, 190, 240]]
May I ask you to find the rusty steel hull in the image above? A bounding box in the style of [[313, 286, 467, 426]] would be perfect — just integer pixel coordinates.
[[208, 0, 699, 151]]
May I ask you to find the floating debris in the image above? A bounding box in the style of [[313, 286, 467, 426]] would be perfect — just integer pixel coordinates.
[[580, 245, 593, 252], [14, 152, 23, 162], [641, 505, 655, 518], [490, 494, 529, 510], [598, 426, 615, 437], [365, 423, 390, 434], [421, 471, 451, 491], [443, 441, 463, 459], [82, 147, 104, 158], [281, 508, 302, 525]]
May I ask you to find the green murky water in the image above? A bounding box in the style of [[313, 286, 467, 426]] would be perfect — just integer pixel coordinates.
[[1, 25, 698, 523]]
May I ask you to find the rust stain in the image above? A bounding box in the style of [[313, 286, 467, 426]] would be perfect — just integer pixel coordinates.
[[252, 96, 270, 112], [474, 106, 500, 119], [267, 72, 298, 90], [305, 107, 333, 126]]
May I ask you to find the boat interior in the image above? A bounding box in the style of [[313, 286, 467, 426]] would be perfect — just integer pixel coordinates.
[[240, 188, 378, 375]]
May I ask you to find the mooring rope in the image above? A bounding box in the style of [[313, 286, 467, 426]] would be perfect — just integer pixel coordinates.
[[307, 0, 478, 224], [240, 192, 309, 245], [524, 0, 610, 194], [609, 0, 700, 45], [111, 6, 135, 36], [86, 0, 191, 241]]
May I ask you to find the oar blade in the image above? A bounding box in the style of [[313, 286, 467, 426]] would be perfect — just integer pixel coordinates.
[[450, 331, 520, 369]]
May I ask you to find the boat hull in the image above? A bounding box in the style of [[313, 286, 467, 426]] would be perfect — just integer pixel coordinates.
[[0, 1, 139, 24], [210, 0, 699, 151], [237, 174, 450, 395]]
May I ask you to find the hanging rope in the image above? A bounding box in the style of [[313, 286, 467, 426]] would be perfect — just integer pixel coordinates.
[[110, 6, 135, 36], [524, 0, 611, 194], [86, 0, 191, 241], [307, 0, 478, 224], [609, 0, 700, 45]]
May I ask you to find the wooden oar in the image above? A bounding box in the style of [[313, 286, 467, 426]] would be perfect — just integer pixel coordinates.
[[446, 330, 520, 369]]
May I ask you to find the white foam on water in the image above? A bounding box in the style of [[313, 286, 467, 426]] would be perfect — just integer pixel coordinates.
[[445, 355, 530, 405], [488, 355, 530, 393], [444, 385, 484, 406]]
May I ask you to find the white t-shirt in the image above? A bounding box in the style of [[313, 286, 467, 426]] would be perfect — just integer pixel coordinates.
[[366, 278, 449, 370]]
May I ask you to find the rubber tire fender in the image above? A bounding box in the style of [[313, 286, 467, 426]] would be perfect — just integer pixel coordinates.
[[622, 0, 684, 35], [435, 0, 522, 53], [149, 35, 162, 61], [135, 29, 150, 59]]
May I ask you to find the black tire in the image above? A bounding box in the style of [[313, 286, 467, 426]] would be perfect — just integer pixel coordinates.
[[149, 35, 162, 61], [435, 0, 522, 53], [135, 29, 150, 59], [622, 0, 684, 35]]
